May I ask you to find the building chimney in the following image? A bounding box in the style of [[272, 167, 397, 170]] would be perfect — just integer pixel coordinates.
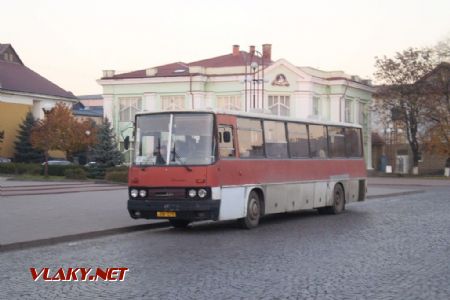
[[249, 45, 255, 56], [145, 68, 158, 76], [232, 45, 240, 56], [262, 44, 272, 61], [102, 70, 115, 78]]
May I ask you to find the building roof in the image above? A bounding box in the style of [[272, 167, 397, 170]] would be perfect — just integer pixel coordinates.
[[77, 94, 103, 100], [72, 102, 103, 117], [188, 51, 269, 68], [0, 44, 9, 54], [105, 51, 272, 80], [111, 62, 191, 79], [299, 66, 372, 86], [0, 43, 76, 100], [73, 109, 103, 117]]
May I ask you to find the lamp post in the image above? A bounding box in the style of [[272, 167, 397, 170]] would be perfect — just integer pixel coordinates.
[[244, 46, 265, 112], [385, 123, 403, 173]]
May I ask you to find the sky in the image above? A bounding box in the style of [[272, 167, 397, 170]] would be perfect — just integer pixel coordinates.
[[1, 0, 450, 95]]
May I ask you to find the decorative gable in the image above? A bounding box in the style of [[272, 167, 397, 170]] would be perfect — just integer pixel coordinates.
[[0, 44, 23, 65]]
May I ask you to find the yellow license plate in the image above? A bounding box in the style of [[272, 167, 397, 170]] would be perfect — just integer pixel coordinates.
[[156, 211, 176, 218]]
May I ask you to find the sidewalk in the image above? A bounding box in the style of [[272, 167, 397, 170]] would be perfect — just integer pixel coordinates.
[[0, 176, 435, 251], [368, 176, 450, 187]]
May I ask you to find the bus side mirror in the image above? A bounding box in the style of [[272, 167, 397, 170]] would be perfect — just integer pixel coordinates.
[[223, 132, 231, 143], [124, 136, 130, 150]]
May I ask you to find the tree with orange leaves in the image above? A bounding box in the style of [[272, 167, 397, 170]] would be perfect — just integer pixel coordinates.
[[31, 103, 96, 176], [421, 62, 450, 168]]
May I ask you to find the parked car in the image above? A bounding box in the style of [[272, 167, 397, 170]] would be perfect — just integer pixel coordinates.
[[0, 157, 11, 163], [41, 160, 72, 166], [84, 161, 97, 168]]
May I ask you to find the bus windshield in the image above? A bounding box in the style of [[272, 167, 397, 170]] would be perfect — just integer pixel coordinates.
[[134, 113, 215, 166]]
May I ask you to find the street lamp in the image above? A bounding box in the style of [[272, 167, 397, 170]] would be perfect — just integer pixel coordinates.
[[243, 46, 266, 112]]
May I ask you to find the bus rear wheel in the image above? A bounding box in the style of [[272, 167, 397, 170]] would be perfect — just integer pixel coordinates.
[[318, 184, 345, 215], [169, 219, 190, 229], [239, 191, 261, 229]]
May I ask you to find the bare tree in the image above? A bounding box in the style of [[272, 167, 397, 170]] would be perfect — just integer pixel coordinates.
[[374, 48, 435, 170], [435, 36, 450, 63]]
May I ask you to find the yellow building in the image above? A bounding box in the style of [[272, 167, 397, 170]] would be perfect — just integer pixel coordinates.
[[0, 43, 77, 159]]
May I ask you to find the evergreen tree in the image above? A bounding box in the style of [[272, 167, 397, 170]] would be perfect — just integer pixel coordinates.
[[91, 118, 123, 167], [14, 112, 44, 163]]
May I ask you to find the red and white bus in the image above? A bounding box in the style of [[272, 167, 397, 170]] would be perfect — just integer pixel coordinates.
[[126, 110, 367, 229]]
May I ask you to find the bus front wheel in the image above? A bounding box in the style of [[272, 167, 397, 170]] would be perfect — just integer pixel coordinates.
[[239, 191, 261, 229], [318, 184, 345, 215]]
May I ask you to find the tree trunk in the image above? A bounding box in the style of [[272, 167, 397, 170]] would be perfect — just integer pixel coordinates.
[[410, 139, 420, 167], [446, 157, 450, 168], [44, 151, 49, 177]]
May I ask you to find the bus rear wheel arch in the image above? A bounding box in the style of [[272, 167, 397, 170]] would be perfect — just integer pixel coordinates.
[[318, 183, 345, 215], [239, 189, 263, 229]]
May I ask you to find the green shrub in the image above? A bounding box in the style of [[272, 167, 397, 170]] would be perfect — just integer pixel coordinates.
[[15, 163, 42, 175], [0, 163, 16, 174], [64, 168, 87, 180], [105, 170, 128, 183], [105, 165, 129, 173], [41, 165, 82, 176], [86, 164, 107, 179]]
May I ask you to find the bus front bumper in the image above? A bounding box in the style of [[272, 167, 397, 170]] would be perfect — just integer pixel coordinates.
[[127, 199, 221, 221]]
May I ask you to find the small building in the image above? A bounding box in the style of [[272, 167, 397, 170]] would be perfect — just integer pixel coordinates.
[[98, 44, 373, 167], [72, 100, 103, 124], [77, 94, 103, 110], [0, 43, 77, 159]]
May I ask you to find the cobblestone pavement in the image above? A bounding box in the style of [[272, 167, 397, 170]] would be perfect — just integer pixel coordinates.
[[1, 188, 450, 299]]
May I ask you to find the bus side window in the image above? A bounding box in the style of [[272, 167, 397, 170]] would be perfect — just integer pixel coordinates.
[[218, 125, 235, 158], [345, 127, 363, 157], [309, 125, 328, 158]]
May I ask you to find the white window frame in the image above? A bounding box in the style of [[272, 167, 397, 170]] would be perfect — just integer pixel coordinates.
[[161, 95, 185, 111], [268, 95, 290, 116], [119, 97, 142, 122], [216, 95, 241, 111]]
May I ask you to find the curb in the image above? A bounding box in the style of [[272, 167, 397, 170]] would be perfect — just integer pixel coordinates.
[[0, 190, 426, 253], [0, 221, 171, 253], [366, 189, 424, 199]]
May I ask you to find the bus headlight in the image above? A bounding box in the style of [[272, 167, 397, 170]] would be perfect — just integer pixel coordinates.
[[139, 189, 147, 198], [130, 189, 138, 198], [188, 189, 197, 198], [198, 189, 207, 198]]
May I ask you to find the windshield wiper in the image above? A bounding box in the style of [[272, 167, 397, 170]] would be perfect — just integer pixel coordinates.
[[171, 145, 192, 172]]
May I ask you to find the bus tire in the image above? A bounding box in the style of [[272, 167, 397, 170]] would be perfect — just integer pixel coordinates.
[[239, 191, 261, 229], [318, 184, 345, 215], [169, 219, 190, 229]]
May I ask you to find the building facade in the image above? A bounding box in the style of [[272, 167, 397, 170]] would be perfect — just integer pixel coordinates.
[[98, 44, 373, 168], [0, 43, 77, 159]]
